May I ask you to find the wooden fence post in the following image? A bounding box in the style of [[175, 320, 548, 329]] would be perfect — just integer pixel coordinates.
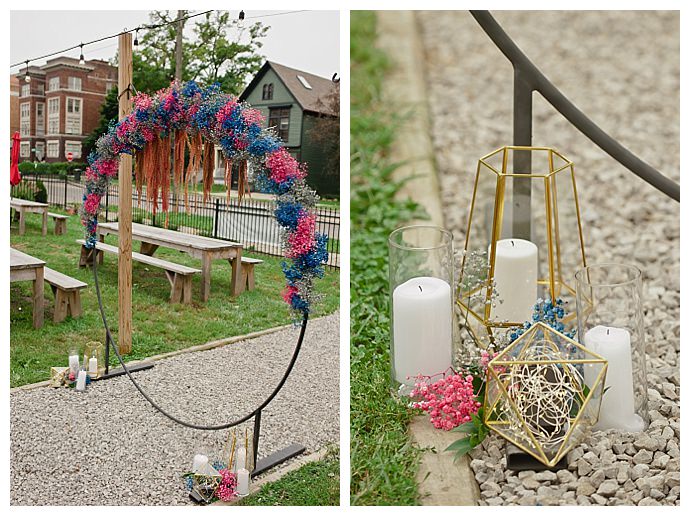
[[118, 32, 133, 354]]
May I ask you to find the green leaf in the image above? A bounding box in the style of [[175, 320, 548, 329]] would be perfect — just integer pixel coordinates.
[[450, 421, 476, 434], [445, 437, 472, 453]]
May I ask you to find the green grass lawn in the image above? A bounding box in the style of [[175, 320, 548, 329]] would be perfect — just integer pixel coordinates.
[[350, 11, 428, 506], [238, 449, 339, 506], [10, 210, 339, 388]]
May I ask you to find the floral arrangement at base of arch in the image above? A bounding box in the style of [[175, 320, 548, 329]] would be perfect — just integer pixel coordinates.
[[81, 81, 328, 317]]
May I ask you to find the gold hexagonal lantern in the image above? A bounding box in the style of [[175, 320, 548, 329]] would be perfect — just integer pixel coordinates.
[[484, 322, 607, 468], [456, 146, 587, 347]]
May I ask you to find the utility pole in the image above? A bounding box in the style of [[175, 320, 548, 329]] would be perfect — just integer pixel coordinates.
[[174, 10, 185, 81], [118, 32, 133, 354]]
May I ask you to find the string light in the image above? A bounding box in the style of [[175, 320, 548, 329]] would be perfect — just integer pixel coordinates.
[[12, 10, 307, 71], [79, 44, 85, 65], [24, 61, 31, 83], [134, 28, 139, 48]]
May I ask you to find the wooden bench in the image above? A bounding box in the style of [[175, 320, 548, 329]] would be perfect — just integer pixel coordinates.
[[48, 213, 68, 235], [230, 256, 264, 293], [77, 239, 200, 304], [44, 267, 87, 323]]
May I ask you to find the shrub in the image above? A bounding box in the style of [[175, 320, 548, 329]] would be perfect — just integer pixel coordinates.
[[33, 181, 48, 203]]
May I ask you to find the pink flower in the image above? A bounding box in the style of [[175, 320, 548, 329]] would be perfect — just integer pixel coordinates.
[[409, 372, 480, 430], [286, 213, 316, 258], [266, 148, 305, 184], [216, 469, 237, 502], [84, 193, 101, 215], [282, 285, 299, 304], [243, 108, 264, 126]]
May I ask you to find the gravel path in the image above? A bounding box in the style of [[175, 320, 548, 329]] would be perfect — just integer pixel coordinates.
[[417, 11, 679, 506], [10, 312, 339, 505]]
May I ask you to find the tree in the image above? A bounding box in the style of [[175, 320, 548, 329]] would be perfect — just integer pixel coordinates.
[[188, 11, 268, 94], [82, 86, 119, 160], [129, 10, 268, 95], [308, 82, 340, 179]]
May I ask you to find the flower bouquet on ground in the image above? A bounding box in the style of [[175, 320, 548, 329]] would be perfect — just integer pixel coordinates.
[[183, 459, 238, 504]]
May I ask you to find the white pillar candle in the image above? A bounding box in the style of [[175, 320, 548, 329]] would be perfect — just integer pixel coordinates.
[[192, 454, 208, 473], [235, 447, 246, 471], [88, 357, 98, 376], [491, 238, 538, 323], [584, 325, 645, 432], [68, 354, 80, 376], [75, 370, 87, 392], [236, 468, 250, 497], [392, 276, 452, 386]]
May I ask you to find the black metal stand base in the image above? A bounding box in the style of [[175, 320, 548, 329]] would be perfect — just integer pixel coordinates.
[[251, 444, 306, 478], [93, 362, 154, 381], [506, 443, 568, 471]]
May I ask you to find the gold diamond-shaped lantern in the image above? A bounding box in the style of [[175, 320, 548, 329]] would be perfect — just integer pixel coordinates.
[[484, 322, 607, 468], [456, 146, 587, 348], [191, 462, 222, 503]]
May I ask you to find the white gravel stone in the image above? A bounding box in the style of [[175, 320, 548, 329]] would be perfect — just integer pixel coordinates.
[[11, 313, 339, 505]]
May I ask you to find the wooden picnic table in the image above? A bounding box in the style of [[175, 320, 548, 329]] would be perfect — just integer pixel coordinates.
[[10, 197, 49, 236], [10, 248, 45, 328], [97, 222, 243, 301]]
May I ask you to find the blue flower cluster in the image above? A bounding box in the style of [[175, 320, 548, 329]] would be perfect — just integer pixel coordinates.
[[508, 298, 575, 342], [274, 202, 304, 230]]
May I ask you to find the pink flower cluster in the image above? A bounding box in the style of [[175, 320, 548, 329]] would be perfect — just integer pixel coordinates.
[[282, 285, 299, 304], [286, 213, 316, 258], [266, 148, 305, 184], [410, 373, 481, 431], [243, 108, 264, 126], [83, 193, 101, 216], [215, 99, 239, 128], [216, 469, 237, 502]]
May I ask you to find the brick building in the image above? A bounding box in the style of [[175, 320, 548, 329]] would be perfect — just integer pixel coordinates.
[[10, 76, 20, 135], [13, 57, 116, 162]]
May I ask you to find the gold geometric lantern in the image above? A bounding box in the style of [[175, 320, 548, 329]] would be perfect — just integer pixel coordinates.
[[191, 462, 223, 504], [483, 322, 607, 468], [456, 146, 587, 347]]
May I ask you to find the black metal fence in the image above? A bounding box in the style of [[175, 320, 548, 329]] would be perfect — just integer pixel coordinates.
[[11, 173, 340, 269]]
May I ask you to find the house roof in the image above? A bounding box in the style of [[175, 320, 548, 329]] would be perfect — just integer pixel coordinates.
[[240, 61, 337, 116]]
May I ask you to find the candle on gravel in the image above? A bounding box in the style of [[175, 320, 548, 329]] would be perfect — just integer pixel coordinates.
[[584, 325, 645, 432], [236, 468, 250, 497]]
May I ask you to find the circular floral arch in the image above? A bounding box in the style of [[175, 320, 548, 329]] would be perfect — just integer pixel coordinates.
[[81, 81, 328, 316]]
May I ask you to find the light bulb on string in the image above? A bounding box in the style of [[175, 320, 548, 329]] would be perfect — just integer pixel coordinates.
[[24, 61, 31, 83], [238, 10, 245, 28], [134, 28, 139, 48], [79, 44, 85, 65]]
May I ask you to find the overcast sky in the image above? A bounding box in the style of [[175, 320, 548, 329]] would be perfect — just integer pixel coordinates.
[[10, 10, 339, 82]]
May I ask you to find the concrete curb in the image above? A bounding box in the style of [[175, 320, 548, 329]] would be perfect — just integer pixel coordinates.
[[376, 10, 480, 506], [9, 319, 308, 393], [377, 10, 444, 227]]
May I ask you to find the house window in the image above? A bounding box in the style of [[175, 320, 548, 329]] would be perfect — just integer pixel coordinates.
[[65, 141, 82, 159], [268, 107, 290, 141], [68, 77, 82, 91], [37, 83, 45, 95], [65, 98, 82, 135], [48, 97, 60, 134], [48, 77, 60, 91], [20, 142, 30, 158], [35, 102, 45, 136], [20, 102, 31, 137], [21, 84, 30, 97], [262, 83, 274, 100], [35, 142, 45, 161], [47, 140, 60, 158]]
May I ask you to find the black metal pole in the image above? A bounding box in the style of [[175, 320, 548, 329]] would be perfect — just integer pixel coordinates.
[[513, 66, 533, 240], [64, 175, 68, 209], [470, 10, 680, 202], [213, 198, 220, 239]]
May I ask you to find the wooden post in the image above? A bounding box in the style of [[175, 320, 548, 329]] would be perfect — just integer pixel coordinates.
[[118, 32, 133, 354]]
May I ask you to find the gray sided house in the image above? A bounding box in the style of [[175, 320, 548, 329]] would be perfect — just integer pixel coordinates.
[[240, 61, 339, 197]]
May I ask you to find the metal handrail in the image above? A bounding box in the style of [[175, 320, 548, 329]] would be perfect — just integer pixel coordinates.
[[470, 10, 680, 204]]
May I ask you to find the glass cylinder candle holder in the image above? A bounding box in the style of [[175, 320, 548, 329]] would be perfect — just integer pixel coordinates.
[[575, 264, 648, 432], [388, 225, 454, 395]]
